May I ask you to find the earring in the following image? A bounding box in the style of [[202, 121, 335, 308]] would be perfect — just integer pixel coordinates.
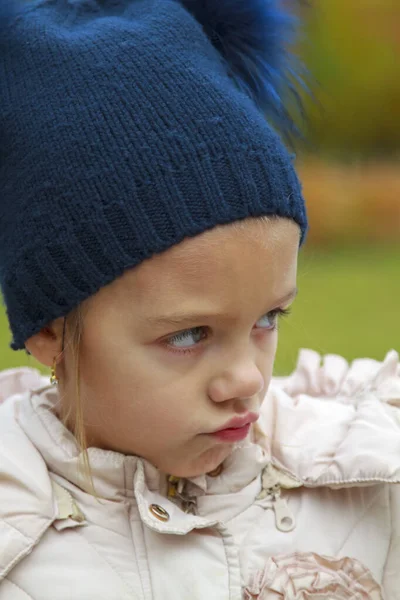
[[50, 356, 59, 386]]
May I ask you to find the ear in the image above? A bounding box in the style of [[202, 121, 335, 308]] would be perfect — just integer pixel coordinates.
[[24, 317, 66, 368]]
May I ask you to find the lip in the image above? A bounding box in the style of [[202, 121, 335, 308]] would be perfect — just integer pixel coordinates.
[[215, 413, 259, 433], [208, 413, 259, 443]]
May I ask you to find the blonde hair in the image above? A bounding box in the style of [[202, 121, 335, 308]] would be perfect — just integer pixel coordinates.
[[61, 303, 95, 493]]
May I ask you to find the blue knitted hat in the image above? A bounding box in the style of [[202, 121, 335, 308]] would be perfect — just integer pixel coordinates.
[[0, 0, 309, 351]]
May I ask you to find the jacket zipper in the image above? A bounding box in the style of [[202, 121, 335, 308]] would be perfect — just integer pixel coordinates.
[[267, 484, 296, 532], [167, 476, 198, 515], [256, 483, 296, 533]]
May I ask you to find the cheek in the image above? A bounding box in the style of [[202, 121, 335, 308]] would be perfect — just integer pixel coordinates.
[[74, 330, 141, 424], [263, 355, 275, 390], [82, 342, 199, 427], [125, 359, 208, 437], [258, 330, 278, 388]]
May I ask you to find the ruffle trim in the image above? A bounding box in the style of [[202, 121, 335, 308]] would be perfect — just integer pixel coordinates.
[[244, 552, 384, 599], [272, 349, 400, 406]]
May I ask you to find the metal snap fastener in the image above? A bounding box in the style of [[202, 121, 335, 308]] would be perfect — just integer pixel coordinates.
[[149, 504, 170, 522], [207, 463, 224, 477]]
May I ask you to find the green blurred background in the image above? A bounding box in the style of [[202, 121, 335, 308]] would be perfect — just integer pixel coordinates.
[[1, 0, 399, 376]]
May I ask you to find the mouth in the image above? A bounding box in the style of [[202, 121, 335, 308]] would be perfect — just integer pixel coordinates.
[[208, 413, 259, 443]]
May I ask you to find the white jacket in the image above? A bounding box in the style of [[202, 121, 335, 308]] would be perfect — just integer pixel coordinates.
[[0, 349, 399, 599]]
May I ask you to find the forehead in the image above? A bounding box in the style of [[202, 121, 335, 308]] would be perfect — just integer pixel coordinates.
[[105, 218, 300, 317]]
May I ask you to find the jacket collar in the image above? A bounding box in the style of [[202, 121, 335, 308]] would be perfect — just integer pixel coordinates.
[[17, 385, 270, 503], [15, 355, 400, 507]]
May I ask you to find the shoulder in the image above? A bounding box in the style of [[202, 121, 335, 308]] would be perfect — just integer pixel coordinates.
[[0, 368, 55, 582], [261, 350, 400, 487], [0, 367, 52, 488]]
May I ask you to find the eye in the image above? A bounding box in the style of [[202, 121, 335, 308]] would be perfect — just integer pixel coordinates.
[[162, 308, 292, 354], [166, 326, 208, 350], [254, 308, 291, 331]]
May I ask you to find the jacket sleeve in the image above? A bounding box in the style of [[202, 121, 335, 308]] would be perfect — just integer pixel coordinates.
[[383, 483, 400, 599]]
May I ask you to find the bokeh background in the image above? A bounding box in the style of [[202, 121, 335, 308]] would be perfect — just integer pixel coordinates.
[[1, 0, 399, 375]]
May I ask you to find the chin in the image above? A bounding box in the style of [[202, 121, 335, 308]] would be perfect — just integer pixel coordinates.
[[166, 446, 233, 479]]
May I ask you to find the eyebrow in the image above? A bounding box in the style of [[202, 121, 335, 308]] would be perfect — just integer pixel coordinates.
[[144, 287, 298, 328]]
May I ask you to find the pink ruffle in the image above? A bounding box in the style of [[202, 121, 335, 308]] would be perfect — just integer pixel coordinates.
[[244, 552, 383, 599]]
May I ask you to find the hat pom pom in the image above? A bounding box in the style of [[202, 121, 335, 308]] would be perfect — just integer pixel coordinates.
[[178, 0, 312, 142]]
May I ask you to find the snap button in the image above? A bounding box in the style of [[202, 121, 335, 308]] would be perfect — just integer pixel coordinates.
[[149, 504, 170, 522], [207, 463, 224, 477]]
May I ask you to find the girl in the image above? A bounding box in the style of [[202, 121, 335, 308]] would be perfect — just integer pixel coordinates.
[[0, 0, 399, 598]]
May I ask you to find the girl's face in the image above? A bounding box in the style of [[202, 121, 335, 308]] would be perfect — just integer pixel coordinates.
[[61, 218, 300, 478]]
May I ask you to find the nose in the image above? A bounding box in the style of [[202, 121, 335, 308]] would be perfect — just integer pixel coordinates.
[[208, 356, 265, 404]]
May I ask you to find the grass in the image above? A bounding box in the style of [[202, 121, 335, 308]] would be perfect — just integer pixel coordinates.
[[1, 244, 399, 377]]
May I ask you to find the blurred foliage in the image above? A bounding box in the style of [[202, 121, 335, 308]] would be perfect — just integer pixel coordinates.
[[297, 0, 400, 157], [298, 158, 400, 245]]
